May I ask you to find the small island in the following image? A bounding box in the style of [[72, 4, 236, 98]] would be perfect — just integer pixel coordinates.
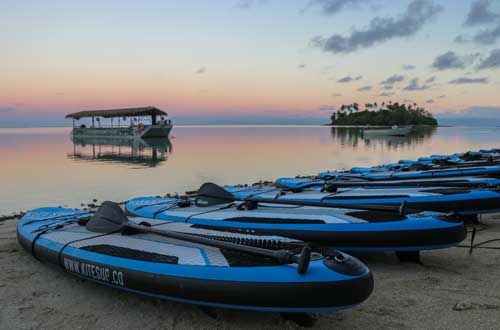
[[330, 102, 438, 126]]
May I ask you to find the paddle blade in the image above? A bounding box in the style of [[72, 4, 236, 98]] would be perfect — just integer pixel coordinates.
[[195, 182, 235, 207], [86, 201, 128, 233], [296, 245, 312, 275], [323, 183, 338, 193]]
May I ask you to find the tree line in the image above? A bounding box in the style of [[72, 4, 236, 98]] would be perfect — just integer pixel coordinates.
[[330, 102, 438, 126]]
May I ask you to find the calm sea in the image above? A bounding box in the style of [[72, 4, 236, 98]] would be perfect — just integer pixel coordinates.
[[0, 125, 499, 215]]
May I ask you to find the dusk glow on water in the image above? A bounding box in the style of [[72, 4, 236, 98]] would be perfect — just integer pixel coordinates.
[[1, 125, 499, 214]]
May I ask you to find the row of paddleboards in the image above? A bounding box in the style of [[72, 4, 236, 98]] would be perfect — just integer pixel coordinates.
[[317, 148, 500, 178], [18, 182, 470, 314], [17, 147, 500, 320]]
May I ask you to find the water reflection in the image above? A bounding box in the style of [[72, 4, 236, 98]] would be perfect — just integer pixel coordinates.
[[68, 136, 172, 167], [330, 126, 437, 149], [1, 126, 499, 215]]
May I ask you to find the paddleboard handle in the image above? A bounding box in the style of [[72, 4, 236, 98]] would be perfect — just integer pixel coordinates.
[[293, 246, 312, 275]]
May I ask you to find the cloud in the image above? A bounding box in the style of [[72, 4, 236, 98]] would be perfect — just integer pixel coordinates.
[[456, 23, 500, 45], [403, 64, 416, 70], [477, 48, 500, 69], [454, 35, 468, 43], [307, 0, 370, 15], [379, 92, 394, 97], [448, 77, 489, 84], [319, 105, 337, 111], [337, 75, 362, 83], [472, 23, 500, 44], [380, 74, 405, 85], [425, 99, 434, 104], [425, 76, 436, 83], [236, 0, 268, 9], [0, 107, 16, 113], [195, 67, 206, 74], [311, 0, 442, 54], [464, 0, 499, 26], [431, 51, 466, 70], [357, 85, 372, 92], [403, 78, 430, 91], [298, 63, 306, 68], [380, 74, 404, 90]]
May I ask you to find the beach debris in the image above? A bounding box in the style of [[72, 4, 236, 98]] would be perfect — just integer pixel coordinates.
[[0, 211, 26, 222], [17, 304, 34, 312], [453, 301, 500, 311]]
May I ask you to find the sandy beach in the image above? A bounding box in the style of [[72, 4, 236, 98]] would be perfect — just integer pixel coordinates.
[[1, 213, 499, 330]]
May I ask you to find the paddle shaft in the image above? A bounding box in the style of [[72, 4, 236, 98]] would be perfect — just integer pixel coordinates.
[[126, 223, 297, 263]]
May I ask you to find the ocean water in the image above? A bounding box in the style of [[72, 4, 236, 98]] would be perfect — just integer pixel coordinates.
[[0, 125, 499, 215]]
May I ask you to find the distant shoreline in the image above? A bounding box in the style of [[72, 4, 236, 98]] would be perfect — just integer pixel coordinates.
[[4, 124, 500, 129]]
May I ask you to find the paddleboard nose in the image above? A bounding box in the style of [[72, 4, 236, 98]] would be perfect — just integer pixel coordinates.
[[323, 254, 368, 277]]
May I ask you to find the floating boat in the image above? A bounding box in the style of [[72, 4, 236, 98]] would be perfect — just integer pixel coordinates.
[[66, 106, 172, 139], [362, 126, 413, 136], [223, 185, 500, 215], [126, 191, 467, 253], [18, 205, 373, 313]]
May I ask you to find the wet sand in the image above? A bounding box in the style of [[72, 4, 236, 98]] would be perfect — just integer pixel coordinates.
[[1, 214, 500, 330]]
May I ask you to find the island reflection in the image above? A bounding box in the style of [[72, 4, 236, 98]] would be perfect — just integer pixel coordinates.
[[330, 126, 437, 149]]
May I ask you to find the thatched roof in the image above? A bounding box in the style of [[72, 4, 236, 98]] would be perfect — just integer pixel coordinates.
[[66, 106, 167, 119]]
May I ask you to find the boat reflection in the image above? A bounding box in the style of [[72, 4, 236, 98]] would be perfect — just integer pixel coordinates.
[[330, 126, 437, 149], [68, 136, 172, 167]]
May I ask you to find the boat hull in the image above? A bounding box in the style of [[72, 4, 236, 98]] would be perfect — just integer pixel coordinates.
[[71, 124, 172, 139]]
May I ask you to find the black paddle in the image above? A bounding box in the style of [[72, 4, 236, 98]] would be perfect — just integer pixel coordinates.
[[86, 202, 312, 274], [196, 182, 416, 215]]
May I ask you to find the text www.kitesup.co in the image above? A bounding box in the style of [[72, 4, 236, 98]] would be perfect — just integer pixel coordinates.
[[63, 258, 124, 286]]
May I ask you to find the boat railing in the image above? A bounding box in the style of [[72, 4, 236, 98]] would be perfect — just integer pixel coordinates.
[[75, 121, 171, 129]]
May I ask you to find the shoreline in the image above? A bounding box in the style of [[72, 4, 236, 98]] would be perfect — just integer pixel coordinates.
[[2, 211, 499, 329]]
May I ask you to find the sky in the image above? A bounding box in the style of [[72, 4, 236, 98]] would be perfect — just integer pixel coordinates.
[[1, 0, 500, 126]]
